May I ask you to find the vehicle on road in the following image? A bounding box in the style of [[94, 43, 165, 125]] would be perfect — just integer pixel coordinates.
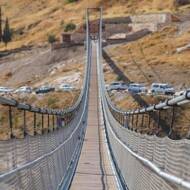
[[175, 90, 185, 97], [0, 87, 14, 94], [128, 83, 147, 94], [175, 88, 190, 97], [15, 86, 32, 94], [35, 86, 55, 94], [58, 84, 74, 92], [107, 82, 128, 91], [151, 83, 175, 95]]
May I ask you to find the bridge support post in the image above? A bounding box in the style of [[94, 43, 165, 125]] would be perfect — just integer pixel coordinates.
[[41, 114, 44, 134], [34, 112, 36, 135], [23, 110, 27, 136], [9, 106, 13, 138]]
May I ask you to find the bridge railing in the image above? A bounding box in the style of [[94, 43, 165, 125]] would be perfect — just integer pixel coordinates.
[[0, 10, 92, 190], [0, 49, 87, 140], [106, 90, 190, 139], [97, 9, 190, 190]]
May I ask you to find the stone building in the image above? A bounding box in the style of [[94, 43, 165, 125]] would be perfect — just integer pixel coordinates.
[[61, 33, 71, 44], [69, 13, 179, 43]]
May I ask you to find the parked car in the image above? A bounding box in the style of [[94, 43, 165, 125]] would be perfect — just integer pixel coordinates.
[[151, 83, 175, 95], [107, 82, 128, 91], [0, 87, 14, 94], [35, 86, 55, 94], [175, 90, 185, 97], [15, 86, 32, 94], [58, 84, 74, 92], [128, 83, 147, 94], [175, 88, 190, 97]]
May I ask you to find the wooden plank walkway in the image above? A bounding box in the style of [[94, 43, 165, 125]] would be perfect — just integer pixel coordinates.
[[70, 42, 118, 190]]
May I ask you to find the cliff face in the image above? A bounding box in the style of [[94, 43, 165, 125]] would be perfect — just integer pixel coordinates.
[[0, 0, 189, 50]]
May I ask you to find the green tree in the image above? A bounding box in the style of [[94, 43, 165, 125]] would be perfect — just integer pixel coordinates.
[[66, 0, 78, 3], [48, 34, 56, 50], [64, 23, 76, 32], [3, 17, 12, 47]]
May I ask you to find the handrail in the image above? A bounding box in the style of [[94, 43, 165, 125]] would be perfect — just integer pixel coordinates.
[[0, 9, 91, 190], [103, 101, 190, 190], [97, 12, 190, 189], [98, 33, 190, 135], [0, 48, 91, 182], [104, 86, 190, 116], [0, 42, 88, 117]]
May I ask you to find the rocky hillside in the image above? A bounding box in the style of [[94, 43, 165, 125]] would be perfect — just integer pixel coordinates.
[[0, 0, 190, 50]]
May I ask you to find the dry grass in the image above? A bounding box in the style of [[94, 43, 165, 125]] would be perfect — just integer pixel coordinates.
[[104, 25, 190, 139], [0, 45, 84, 140], [0, 0, 189, 50], [106, 26, 190, 88], [0, 90, 80, 140]]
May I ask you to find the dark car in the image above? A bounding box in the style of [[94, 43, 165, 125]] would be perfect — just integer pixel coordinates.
[[128, 83, 147, 94], [35, 86, 55, 94], [107, 82, 128, 91]]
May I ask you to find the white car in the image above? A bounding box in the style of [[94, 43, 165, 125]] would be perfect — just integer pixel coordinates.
[[175, 90, 185, 97], [107, 82, 128, 91], [151, 83, 175, 95], [128, 83, 147, 94], [15, 86, 32, 94], [175, 88, 189, 97], [58, 84, 74, 92], [0, 87, 14, 94]]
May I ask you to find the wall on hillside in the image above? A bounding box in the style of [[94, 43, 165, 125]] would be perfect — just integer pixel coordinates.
[[130, 13, 172, 24], [128, 13, 173, 32], [129, 23, 158, 32], [107, 29, 151, 45], [71, 33, 85, 44], [105, 13, 172, 38], [69, 13, 173, 43], [105, 23, 132, 38]]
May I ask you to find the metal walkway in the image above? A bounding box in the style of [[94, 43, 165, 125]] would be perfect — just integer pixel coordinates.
[[70, 42, 118, 190]]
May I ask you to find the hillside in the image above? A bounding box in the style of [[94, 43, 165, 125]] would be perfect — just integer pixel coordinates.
[[0, 0, 190, 50], [104, 24, 190, 110], [104, 26, 190, 89], [103, 24, 190, 138]]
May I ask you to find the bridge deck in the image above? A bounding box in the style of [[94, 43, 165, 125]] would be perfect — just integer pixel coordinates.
[[70, 42, 118, 190]]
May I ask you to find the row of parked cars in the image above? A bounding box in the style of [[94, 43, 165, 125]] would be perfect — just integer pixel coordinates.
[[0, 84, 75, 95], [106, 82, 175, 95]]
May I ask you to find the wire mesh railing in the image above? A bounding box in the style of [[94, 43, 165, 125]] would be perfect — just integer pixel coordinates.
[[0, 9, 92, 190], [97, 8, 190, 190]]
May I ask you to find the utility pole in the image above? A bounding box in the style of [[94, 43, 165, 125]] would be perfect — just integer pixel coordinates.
[[0, 6, 2, 42]]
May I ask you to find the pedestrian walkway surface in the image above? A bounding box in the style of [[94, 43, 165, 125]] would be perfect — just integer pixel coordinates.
[[70, 42, 118, 190]]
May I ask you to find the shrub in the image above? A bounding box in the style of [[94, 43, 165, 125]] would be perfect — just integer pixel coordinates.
[[48, 34, 56, 44], [116, 75, 123, 81], [66, 0, 78, 3], [3, 17, 12, 47], [64, 23, 76, 32], [48, 34, 56, 50]]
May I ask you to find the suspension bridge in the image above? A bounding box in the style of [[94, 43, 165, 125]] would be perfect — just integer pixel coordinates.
[[0, 8, 190, 190]]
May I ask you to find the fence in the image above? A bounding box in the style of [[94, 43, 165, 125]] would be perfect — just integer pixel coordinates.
[[0, 7, 190, 190], [97, 10, 190, 189], [0, 10, 92, 190], [0, 74, 89, 190]]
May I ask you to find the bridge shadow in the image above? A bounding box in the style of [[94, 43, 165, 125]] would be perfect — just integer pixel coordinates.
[[102, 49, 149, 107], [102, 49, 170, 134]]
